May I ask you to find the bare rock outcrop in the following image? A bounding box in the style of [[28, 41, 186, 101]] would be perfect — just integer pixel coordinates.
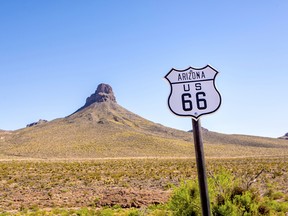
[[26, 119, 48, 127], [72, 83, 116, 114], [279, 132, 288, 140], [85, 83, 116, 106]]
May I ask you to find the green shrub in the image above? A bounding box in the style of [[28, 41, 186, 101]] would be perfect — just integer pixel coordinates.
[[167, 180, 201, 215], [167, 170, 288, 216]]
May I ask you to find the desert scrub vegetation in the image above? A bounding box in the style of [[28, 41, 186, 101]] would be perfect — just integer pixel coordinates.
[[0, 157, 287, 215], [167, 169, 288, 215]]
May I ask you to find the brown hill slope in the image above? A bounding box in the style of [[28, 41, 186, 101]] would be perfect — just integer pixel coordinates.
[[0, 84, 287, 159]]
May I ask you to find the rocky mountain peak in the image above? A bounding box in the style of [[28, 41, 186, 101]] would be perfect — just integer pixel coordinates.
[[72, 83, 116, 114], [85, 83, 116, 106]]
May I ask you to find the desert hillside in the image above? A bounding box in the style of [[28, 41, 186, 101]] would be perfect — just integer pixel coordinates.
[[0, 84, 287, 159]]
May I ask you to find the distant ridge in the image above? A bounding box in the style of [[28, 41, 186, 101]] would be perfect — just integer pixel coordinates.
[[26, 119, 48, 128], [279, 132, 288, 140]]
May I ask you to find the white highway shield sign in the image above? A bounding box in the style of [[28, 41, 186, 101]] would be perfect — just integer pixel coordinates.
[[165, 65, 221, 120]]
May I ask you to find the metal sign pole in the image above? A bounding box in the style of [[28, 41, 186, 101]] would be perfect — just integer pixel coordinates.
[[192, 118, 211, 216], [165, 65, 221, 215]]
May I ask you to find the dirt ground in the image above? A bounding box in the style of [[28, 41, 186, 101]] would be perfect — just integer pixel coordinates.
[[0, 157, 287, 212], [1, 186, 170, 210]]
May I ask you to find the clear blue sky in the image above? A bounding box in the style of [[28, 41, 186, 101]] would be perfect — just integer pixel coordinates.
[[0, 1, 287, 138]]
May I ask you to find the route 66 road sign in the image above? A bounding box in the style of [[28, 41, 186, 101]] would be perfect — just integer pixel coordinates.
[[164, 65, 221, 120]]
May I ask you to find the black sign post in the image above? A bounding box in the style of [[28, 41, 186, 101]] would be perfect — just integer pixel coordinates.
[[164, 65, 221, 216], [192, 119, 211, 216]]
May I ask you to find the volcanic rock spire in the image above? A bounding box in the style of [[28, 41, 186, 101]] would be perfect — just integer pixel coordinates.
[[73, 83, 116, 114], [85, 83, 116, 105]]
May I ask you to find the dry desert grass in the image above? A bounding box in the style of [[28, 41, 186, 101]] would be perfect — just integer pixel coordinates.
[[0, 157, 287, 215]]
